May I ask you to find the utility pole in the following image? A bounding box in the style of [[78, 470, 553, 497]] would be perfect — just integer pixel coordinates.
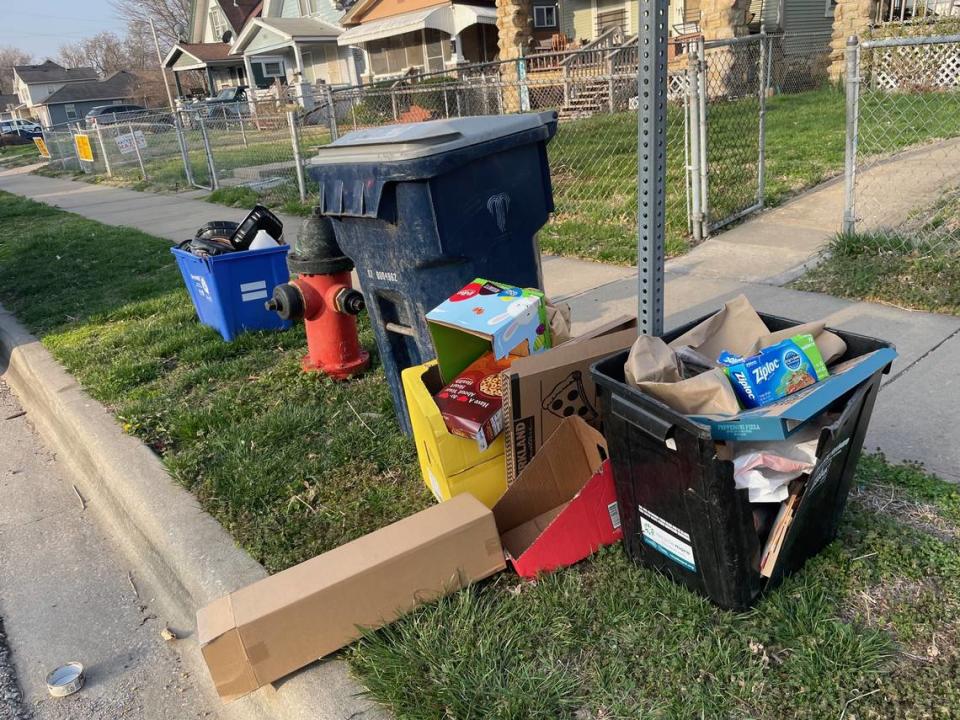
[[149, 18, 177, 113]]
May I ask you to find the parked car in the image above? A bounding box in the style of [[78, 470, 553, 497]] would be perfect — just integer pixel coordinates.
[[196, 86, 250, 120], [85, 104, 150, 129], [0, 119, 43, 141]]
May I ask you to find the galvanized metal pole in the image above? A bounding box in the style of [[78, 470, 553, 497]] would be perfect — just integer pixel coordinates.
[[128, 122, 147, 180], [636, 0, 668, 336], [197, 114, 218, 190], [238, 111, 248, 147], [842, 36, 861, 236], [697, 35, 709, 230], [173, 115, 195, 187], [95, 122, 112, 177], [687, 51, 704, 244], [288, 110, 307, 202], [757, 31, 767, 208]]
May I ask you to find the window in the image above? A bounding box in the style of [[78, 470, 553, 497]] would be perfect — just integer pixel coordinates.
[[64, 103, 78, 120], [366, 30, 434, 76], [258, 59, 286, 77], [209, 6, 228, 41], [533, 5, 558, 28]]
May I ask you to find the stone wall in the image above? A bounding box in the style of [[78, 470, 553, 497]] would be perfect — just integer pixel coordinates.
[[497, 0, 532, 112], [699, 0, 752, 41], [829, 0, 880, 79]]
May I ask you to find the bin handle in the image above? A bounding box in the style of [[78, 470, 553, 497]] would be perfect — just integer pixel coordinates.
[[611, 394, 675, 447]]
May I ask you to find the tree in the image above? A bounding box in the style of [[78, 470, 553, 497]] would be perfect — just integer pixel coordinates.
[[59, 32, 131, 76], [0, 45, 31, 95], [110, 0, 191, 51]]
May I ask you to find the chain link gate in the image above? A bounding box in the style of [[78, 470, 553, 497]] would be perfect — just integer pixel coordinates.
[[685, 34, 768, 239], [844, 33, 960, 251]]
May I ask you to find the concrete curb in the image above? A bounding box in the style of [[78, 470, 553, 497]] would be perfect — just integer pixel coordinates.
[[0, 304, 389, 720]]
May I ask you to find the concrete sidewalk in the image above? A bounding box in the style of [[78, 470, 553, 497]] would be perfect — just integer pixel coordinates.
[[1, 166, 957, 480]]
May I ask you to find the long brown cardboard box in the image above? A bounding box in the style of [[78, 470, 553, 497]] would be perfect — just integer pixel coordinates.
[[196, 493, 506, 702]]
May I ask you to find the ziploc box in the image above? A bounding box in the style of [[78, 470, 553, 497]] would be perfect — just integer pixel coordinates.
[[426, 279, 551, 384], [492, 416, 622, 577], [718, 333, 829, 409]]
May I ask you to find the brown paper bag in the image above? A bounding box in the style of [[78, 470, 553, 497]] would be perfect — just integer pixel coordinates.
[[547, 301, 572, 346], [638, 368, 742, 415], [668, 295, 769, 358], [624, 335, 681, 385]]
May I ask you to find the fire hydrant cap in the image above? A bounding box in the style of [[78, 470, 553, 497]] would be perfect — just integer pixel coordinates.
[[287, 210, 354, 276]]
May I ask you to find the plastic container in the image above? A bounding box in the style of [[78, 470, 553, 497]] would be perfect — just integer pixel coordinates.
[[172, 245, 292, 341], [402, 361, 507, 508], [306, 112, 558, 433], [591, 313, 895, 610]]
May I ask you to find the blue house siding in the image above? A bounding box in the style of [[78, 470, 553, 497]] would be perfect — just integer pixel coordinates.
[[46, 98, 127, 127]]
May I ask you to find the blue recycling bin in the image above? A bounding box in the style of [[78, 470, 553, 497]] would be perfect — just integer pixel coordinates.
[[306, 112, 558, 433], [172, 245, 292, 341]]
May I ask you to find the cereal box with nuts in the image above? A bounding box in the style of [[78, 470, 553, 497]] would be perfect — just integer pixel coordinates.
[[434, 352, 519, 451]]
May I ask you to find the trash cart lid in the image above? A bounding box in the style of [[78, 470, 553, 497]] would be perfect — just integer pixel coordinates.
[[309, 111, 557, 165]]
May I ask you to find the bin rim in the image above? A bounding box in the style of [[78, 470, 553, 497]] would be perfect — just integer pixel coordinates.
[[171, 244, 289, 265]]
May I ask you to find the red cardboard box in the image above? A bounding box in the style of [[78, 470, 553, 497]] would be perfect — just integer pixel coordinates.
[[492, 417, 622, 577]]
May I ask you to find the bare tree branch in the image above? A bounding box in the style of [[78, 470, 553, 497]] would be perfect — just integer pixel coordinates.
[[0, 46, 32, 95]]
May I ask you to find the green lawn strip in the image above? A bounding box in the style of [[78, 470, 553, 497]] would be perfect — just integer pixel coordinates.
[[793, 233, 960, 316], [0, 191, 432, 573], [0, 143, 42, 168], [349, 455, 960, 719]]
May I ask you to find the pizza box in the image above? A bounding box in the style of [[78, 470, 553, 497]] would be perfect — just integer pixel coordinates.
[[501, 324, 637, 482]]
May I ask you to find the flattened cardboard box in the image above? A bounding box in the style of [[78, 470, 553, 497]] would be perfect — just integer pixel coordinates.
[[196, 494, 506, 702], [493, 416, 622, 577], [502, 322, 637, 482]]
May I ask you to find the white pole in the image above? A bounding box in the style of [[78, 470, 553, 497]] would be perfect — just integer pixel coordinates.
[[149, 18, 177, 113]]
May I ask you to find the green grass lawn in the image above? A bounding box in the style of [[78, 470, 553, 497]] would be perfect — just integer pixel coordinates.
[[794, 233, 960, 316], [0, 142, 42, 168], [3, 191, 960, 718]]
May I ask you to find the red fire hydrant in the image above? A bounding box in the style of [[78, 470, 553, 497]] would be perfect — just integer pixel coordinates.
[[265, 211, 369, 380]]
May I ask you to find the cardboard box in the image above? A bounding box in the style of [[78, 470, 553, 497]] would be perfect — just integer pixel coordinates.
[[434, 352, 518, 451], [493, 417, 622, 578], [426, 279, 550, 383], [196, 494, 506, 702], [690, 348, 897, 441], [402, 361, 507, 507], [502, 327, 638, 482]]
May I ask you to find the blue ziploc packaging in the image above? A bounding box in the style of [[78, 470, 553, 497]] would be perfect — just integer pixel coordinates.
[[718, 333, 829, 409]]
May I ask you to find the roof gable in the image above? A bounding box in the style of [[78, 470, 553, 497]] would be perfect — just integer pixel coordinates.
[[40, 72, 135, 106], [14, 60, 98, 85]]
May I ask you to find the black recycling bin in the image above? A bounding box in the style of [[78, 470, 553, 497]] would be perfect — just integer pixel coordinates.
[[591, 313, 895, 610], [305, 112, 558, 433]]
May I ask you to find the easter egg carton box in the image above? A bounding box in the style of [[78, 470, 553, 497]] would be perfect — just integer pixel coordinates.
[[426, 278, 552, 384]]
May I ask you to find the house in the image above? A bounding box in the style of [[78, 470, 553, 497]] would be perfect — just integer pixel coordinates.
[[31, 72, 136, 127], [336, 0, 499, 80], [164, 0, 260, 98], [12, 60, 99, 122], [0, 94, 18, 122], [166, 0, 359, 103]]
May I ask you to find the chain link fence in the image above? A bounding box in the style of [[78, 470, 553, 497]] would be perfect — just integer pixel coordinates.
[[35, 31, 839, 262], [846, 33, 960, 251]]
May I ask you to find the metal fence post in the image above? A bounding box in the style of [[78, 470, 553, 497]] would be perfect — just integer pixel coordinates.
[[197, 114, 219, 190], [842, 36, 861, 235], [128, 122, 148, 180], [391, 92, 399, 121], [636, 0, 668, 337], [238, 112, 248, 148], [288, 110, 307, 203], [757, 30, 768, 207], [687, 51, 704, 244], [697, 36, 709, 229], [607, 55, 615, 112], [95, 122, 112, 177], [174, 115, 195, 187]]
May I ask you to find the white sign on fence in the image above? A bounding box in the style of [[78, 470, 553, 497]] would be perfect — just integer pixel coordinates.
[[115, 130, 147, 155]]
